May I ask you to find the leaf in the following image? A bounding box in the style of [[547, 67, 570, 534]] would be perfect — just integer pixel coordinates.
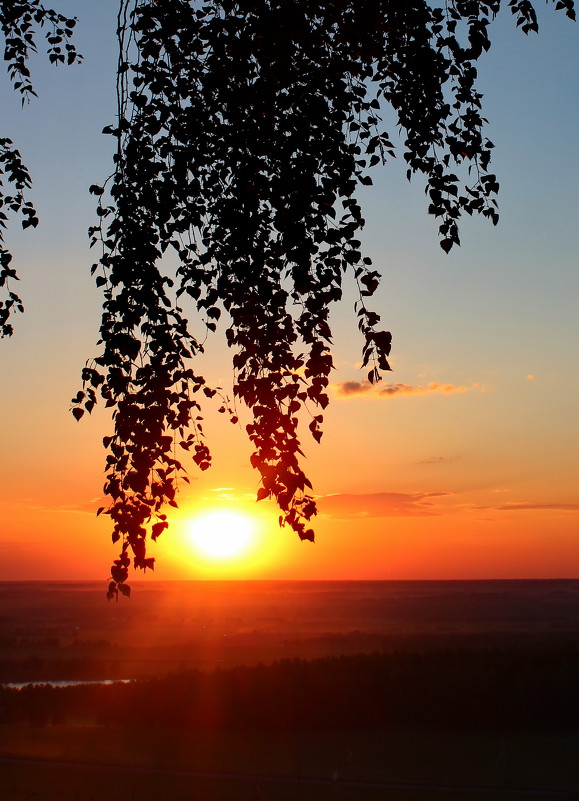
[[151, 521, 168, 540]]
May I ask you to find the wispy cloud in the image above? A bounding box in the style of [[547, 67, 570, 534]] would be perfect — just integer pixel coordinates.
[[336, 381, 375, 396], [317, 491, 451, 519], [418, 456, 459, 465], [0, 498, 98, 516], [495, 502, 579, 512], [472, 500, 579, 512], [333, 381, 479, 398]]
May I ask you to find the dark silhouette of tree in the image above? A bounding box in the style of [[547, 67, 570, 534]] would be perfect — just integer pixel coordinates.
[[1, 1, 575, 595]]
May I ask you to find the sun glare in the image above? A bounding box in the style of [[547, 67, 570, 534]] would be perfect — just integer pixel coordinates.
[[188, 511, 255, 560]]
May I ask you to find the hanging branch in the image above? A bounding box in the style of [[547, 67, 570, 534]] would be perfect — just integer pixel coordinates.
[[65, 0, 574, 597], [0, 1, 81, 336]]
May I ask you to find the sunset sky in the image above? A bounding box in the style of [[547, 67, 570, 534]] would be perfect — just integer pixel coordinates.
[[1, 1, 577, 582]]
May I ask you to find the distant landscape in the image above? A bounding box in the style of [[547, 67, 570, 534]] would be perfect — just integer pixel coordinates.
[[4, 579, 579, 680], [2, 580, 579, 800]]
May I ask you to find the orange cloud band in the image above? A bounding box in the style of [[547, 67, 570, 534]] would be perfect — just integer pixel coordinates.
[[333, 380, 476, 398], [317, 491, 452, 519]]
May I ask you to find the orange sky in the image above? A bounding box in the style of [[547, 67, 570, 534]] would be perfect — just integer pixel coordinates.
[[1, 370, 577, 580], [0, 2, 578, 582]]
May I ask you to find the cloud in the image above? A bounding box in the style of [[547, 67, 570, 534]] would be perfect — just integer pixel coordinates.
[[333, 381, 479, 398], [0, 498, 98, 516], [495, 502, 579, 512], [198, 488, 256, 503], [336, 381, 374, 396], [418, 456, 458, 465], [317, 491, 451, 519]]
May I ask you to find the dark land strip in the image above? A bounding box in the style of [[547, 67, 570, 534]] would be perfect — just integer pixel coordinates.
[[0, 755, 575, 798]]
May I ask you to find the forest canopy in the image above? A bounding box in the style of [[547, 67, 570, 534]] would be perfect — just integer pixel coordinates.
[[0, 0, 575, 596]]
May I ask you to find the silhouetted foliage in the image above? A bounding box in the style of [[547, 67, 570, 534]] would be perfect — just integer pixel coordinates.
[[0, 1, 81, 336], [1, 2, 575, 590]]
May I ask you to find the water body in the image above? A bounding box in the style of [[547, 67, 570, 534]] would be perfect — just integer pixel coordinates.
[[3, 679, 133, 690]]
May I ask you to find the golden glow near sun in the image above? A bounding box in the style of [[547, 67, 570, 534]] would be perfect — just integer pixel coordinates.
[[188, 511, 255, 560]]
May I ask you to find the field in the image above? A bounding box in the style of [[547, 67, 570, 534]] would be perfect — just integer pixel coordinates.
[[2, 580, 579, 800], [3, 724, 579, 800]]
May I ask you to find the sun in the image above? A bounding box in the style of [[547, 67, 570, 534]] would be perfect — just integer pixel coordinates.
[[187, 511, 255, 560]]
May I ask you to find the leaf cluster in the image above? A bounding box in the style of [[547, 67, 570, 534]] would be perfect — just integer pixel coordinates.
[[0, 1, 81, 336], [74, 0, 575, 594]]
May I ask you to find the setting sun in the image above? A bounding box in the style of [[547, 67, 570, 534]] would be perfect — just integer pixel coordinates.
[[187, 511, 255, 560]]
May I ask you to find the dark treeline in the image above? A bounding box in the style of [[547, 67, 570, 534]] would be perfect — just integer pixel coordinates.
[[3, 644, 579, 731]]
